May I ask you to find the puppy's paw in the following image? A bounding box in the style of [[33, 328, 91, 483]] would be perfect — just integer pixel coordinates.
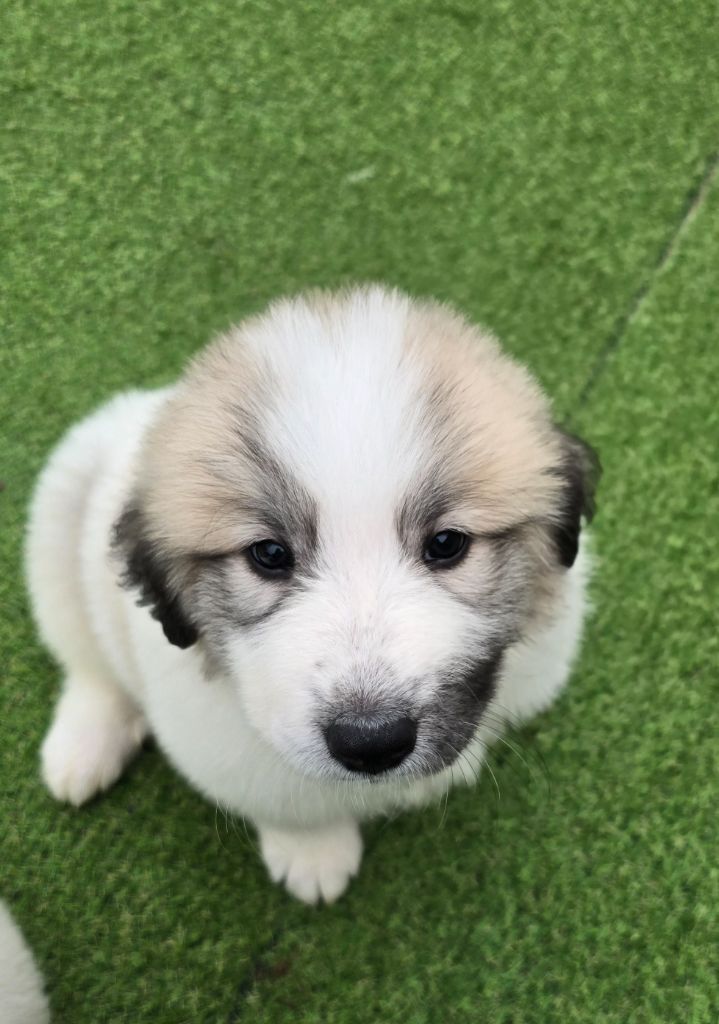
[[259, 820, 363, 904], [41, 678, 148, 806]]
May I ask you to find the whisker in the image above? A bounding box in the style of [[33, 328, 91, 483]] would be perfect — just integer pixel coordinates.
[[434, 781, 451, 833], [482, 722, 536, 780], [213, 803, 224, 848], [483, 758, 501, 802]]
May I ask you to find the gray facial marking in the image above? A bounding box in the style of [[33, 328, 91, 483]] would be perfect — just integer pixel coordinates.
[[422, 649, 505, 773], [395, 462, 470, 559], [238, 428, 319, 556], [190, 556, 296, 632], [313, 651, 505, 780], [197, 406, 320, 563], [394, 372, 468, 553]]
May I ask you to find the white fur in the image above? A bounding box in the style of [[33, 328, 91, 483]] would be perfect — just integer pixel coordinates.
[[26, 296, 590, 903], [0, 902, 50, 1024]]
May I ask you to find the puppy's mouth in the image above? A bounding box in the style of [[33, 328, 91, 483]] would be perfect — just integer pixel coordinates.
[[317, 652, 504, 782]]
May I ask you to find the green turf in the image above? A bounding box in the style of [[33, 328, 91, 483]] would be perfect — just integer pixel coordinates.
[[2, 1, 718, 1020]]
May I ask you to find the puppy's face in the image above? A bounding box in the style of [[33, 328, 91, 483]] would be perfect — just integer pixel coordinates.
[[116, 288, 597, 781]]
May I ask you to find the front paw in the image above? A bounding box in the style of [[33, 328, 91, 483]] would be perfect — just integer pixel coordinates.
[[258, 821, 363, 904], [41, 681, 147, 807]]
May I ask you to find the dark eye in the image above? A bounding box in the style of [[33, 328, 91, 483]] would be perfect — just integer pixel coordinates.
[[248, 539, 294, 576], [423, 530, 469, 567]]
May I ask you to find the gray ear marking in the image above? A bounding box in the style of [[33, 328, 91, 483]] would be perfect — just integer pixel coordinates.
[[551, 430, 601, 568], [112, 504, 198, 649]]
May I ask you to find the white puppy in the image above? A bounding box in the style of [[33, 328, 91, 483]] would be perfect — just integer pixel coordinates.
[[26, 287, 598, 903]]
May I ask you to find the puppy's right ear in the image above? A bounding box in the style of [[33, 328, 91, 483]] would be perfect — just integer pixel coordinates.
[[550, 429, 601, 569], [112, 504, 198, 650]]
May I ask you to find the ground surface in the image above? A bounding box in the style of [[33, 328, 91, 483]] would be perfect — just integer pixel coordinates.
[[2, 1, 718, 1021]]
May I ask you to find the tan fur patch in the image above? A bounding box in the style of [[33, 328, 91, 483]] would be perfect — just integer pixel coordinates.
[[402, 299, 566, 531], [138, 318, 277, 553]]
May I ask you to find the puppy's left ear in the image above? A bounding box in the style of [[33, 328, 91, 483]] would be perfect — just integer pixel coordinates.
[[551, 429, 601, 568], [112, 503, 199, 649]]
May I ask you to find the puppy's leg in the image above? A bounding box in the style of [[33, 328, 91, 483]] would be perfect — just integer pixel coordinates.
[[41, 673, 147, 807], [0, 900, 50, 1024], [27, 398, 152, 806], [258, 821, 363, 904]]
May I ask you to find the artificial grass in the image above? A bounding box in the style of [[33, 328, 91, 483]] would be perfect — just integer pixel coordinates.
[[2, 1, 718, 1021]]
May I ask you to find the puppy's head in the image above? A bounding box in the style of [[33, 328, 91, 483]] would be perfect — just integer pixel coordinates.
[[114, 287, 598, 781]]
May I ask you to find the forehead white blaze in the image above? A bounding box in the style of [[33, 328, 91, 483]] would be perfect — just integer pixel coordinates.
[[249, 290, 432, 557]]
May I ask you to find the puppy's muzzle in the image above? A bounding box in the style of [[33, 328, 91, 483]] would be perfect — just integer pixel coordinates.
[[324, 713, 417, 775]]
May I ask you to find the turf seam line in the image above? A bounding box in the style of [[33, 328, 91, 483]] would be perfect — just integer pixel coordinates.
[[577, 146, 719, 406]]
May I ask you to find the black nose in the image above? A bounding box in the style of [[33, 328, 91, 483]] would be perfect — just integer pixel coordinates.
[[324, 714, 417, 775]]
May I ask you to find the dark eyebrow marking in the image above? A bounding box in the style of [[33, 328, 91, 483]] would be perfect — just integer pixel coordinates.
[[238, 431, 319, 549], [200, 405, 320, 559], [395, 472, 463, 552], [396, 466, 535, 557]]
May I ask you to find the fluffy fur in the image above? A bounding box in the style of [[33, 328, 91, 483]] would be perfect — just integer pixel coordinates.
[[0, 902, 50, 1024], [26, 286, 598, 903]]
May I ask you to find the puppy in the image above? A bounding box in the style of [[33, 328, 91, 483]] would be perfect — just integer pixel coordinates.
[[26, 286, 598, 903]]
